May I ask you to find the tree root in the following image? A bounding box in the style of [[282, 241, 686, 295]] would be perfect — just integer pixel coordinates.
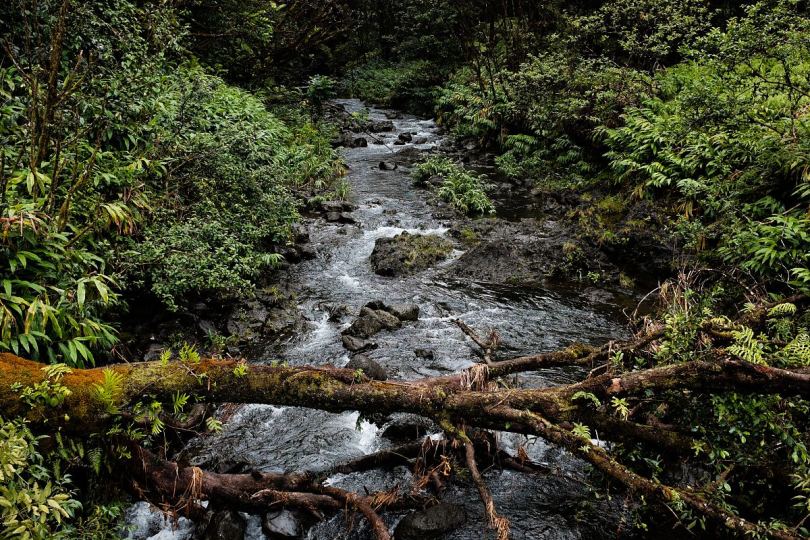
[[464, 439, 510, 540]]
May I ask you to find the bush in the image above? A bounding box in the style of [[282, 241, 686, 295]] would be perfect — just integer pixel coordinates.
[[0, 416, 80, 539], [411, 156, 458, 186], [121, 67, 341, 310], [342, 60, 439, 112], [437, 170, 495, 216]]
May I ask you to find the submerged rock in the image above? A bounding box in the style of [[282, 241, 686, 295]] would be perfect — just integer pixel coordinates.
[[346, 354, 387, 381], [370, 232, 453, 277], [379, 161, 398, 171], [394, 503, 467, 540]]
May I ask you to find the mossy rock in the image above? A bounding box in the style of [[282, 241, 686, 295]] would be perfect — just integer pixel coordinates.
[[370, 232, 453, 277]]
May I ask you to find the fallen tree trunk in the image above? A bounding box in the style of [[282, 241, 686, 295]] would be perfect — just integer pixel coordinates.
[[2, 344, 808, 539]]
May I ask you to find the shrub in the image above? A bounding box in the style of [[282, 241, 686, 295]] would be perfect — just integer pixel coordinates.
[[438, 170, 495, 216], [411, 156, 458, 186]]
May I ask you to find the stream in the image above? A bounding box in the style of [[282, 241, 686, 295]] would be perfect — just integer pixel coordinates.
[[126, 100, 640, 540]]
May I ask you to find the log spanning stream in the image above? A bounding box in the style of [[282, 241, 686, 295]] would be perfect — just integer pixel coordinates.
[[126, 101, 638, 539]]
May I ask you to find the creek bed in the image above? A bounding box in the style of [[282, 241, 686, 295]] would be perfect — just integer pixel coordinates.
[[127, 100, 640, 540]]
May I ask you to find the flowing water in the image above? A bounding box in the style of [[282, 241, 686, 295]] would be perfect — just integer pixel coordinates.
[[126, 100, 639, 539]]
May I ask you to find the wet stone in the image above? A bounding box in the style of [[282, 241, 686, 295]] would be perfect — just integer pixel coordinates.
[[346, 354, 388, 381], [369, 119, 394, 132], [204, 510, 246, 540], [263, 509, 302, 539], [381, 414, 436, 443], [341, 335, 379, 353], [342, 308, 401, 339], [394, 503, 467, 540]]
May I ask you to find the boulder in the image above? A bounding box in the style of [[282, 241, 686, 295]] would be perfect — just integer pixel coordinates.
[[370, 232, 453, 277], [363, 301, 419, 322], [388, 303, 419, 322], [263, 509, 303, 539], [319, 200, 357, 214], [342, 307, 401, 339], [341, 335, 379, 353], [369, 119, 394, 132], [398, 132, 413, 143], [394, 504, 467, 540], [381, 414, 436, 442], [413, 136, 428, 145], [345, 354, 387, 381], [414, 348, 434, 360], [325, 211, 357, 224], [352, 137, 368, 148], [379, 161, 398, 171]]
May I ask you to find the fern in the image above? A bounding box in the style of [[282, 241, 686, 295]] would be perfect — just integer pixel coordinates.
[[93, 369, 124, 415], [768, 303, 797, 318], [727, 327, 766, 365], [780, 333, 810, 367], [572, 391, 602, 408]]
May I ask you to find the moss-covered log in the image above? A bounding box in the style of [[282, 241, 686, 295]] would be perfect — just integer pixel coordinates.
[[3, 351, 808, 539]]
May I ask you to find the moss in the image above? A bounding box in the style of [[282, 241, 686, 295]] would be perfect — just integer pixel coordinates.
[[459, 228, 479, 245]]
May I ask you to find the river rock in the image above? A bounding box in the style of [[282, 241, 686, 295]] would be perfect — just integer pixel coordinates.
[[394, 503, 467, 540], [369, 119, 394, 132], [346, 354, 387, 381], [263, 509, 303, 538], [379, 161, 398, 171], [341, 335, 379, 353], [445, 219, 616, 286], [204, 510, 246, 540], [389, 303, 419, 321], [394, 140, 406, 146], [414, 348, 434, 360], [370, 232, 453, 277], [352, 137, 368, 148], [427, 174, 444, 187], [364, 301, 420, 322], [343, 307, 402, 339], [325, 211, 357, 224], [318, 200, 357, 214], [413, 136, 428, 144], [384, 111, 401, 120], [398, 132, 413, 143], [226, 301, 268, 336], [381, 414, 436, 442]]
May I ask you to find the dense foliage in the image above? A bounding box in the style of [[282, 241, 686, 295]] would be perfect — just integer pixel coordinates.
[[1, 0, 809, 536], [342, 0, 810, 535], [0, 0, 342, 365]]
